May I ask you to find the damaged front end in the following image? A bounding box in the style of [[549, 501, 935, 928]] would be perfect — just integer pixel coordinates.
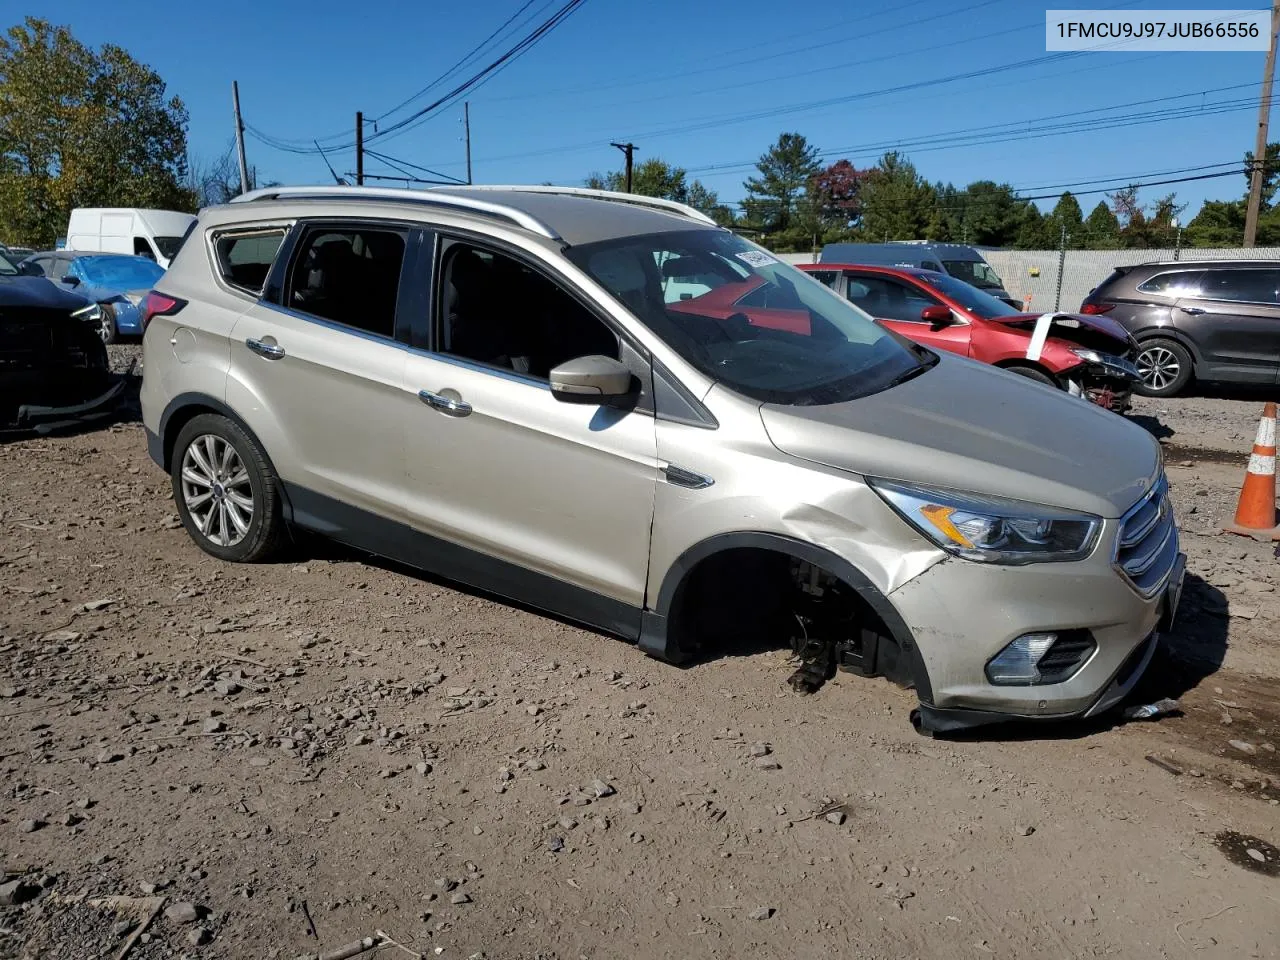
[[998, 312, 1142, 414], [0, 303, 126, 437], [1061, 348, 1142, 414]]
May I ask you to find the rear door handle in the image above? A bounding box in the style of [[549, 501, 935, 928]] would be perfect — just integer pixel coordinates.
[[1179, 306, 1205, 315], [246, 337, 285, 359], [419, 389, 472, 417]]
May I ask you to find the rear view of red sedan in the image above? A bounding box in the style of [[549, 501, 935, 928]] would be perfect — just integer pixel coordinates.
[[800, 264, 1142, 413]]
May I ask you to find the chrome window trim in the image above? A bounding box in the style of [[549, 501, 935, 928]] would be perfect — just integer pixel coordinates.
[[206, 222, 294, 301]]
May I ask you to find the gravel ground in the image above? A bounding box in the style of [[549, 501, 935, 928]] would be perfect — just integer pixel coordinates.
[[0, 350, 1277, 959]]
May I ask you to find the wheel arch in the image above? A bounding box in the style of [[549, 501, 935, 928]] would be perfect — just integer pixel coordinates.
[[1132, 327, 1202, 366], [158, 392, 294, 521], [639, 531, 933, 704], [992, 358, 1062, 386]]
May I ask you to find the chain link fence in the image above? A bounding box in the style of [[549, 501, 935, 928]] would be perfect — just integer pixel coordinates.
[[779, 245, 1280, 312]]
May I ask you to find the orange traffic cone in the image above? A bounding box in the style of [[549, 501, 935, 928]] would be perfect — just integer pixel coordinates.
[[1223, 401, 1280, 540]]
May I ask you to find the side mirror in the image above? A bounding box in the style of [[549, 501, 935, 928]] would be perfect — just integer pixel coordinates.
[[549, 355, 635, 404], [920, 304, 953, 328], [61, 275, 80, 287]]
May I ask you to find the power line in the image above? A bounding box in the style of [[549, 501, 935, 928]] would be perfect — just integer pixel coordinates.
[[363, 148, 469, 184], [485, 0, 1002, 104], [373, 0, 546, 123], [250, 0, 590, 156]]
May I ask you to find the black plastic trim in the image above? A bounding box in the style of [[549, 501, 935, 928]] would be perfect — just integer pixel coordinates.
[[282, 483, 643, 642], [641, 532, 931, 703], [652, 359, 717, 429]]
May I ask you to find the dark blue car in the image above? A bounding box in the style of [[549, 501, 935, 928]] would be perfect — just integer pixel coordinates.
[[20, 251, 166, 343]]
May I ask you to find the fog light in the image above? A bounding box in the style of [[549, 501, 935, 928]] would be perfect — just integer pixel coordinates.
[[986, 633, 1058, 685]]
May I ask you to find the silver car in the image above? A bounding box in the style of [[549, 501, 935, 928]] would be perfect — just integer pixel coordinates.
[[138, 185, 1185, 734]]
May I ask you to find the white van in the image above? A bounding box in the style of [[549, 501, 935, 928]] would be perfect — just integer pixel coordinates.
[[65, 208, 197, 268]]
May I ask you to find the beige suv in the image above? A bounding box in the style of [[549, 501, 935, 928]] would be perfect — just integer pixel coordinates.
[[139, 185, 1184, 735]]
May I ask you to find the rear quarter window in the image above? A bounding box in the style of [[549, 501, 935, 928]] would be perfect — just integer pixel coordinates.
[[1134, 270, 1205, 297], [212, 227, 288, 295]]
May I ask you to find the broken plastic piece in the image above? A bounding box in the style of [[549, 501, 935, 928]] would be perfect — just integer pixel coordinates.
[[1122, 698, 1180, 721]]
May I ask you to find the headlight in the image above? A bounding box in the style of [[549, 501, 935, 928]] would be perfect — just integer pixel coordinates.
[[71, 303, 103, 322], [869, 479, 1102, 564], [1071, 347, 1105, 364]]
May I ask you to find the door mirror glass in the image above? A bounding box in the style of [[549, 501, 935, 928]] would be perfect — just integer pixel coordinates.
[[920, 304, 952, 326], [549, 355, 634, 404]]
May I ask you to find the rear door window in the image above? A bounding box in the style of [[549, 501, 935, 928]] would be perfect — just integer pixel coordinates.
[[214, 228, 288, 295], [1199, 268, 1280, 305], [844, 274, 942, 323], [286, 225, 407, 339]]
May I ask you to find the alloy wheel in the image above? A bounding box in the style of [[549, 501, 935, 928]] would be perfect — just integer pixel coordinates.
[[180, 435, 254, 547], [1136, 345, 1180, 391]]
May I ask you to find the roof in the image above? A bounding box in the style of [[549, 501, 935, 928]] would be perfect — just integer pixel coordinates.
[[22, 250, 144, 262], [229, 185, 720, 247], [1118, 259, 1280, 270], [799, 262, 942, 278]]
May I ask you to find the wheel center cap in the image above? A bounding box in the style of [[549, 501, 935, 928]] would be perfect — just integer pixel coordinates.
[[212, 482, 225, 500]]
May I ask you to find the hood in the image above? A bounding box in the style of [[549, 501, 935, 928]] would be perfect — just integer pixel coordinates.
[[0, 276, 93, 312], [990, 311, 1133, 347], [759, 352, 1160, 518]]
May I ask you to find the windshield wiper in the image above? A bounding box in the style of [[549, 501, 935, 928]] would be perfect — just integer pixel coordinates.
[[884, 355, 937, 389]]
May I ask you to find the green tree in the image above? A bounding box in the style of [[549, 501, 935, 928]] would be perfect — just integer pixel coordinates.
[[1184, 200, 1244, 246], [1047, 191, 1084, 247], [0, 17, 194, 246], [686, 180, 735, 227], [1244, 141, 1280, 209], [1082, 201, 1121, 248], [956, 180, 1022, 246], [742, 132, 821, 239], [586, 157, 688, 200], [858, 151, 935, 242], [1014, 203, 1056, 249]]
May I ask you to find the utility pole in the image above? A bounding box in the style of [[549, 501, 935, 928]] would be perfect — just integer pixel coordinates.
[[232, 81, 250, 196], [1054, 221, 1068, 311], [610, 142, 635, 192], [355, 111, 364, 187], [464, 101, 473, 185], [1244, 0, 1280, 246]]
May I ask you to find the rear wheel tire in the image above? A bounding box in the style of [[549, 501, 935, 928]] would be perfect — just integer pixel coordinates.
[[1003, 365, 1058, 388], [1134, 338, 1193, 397], [171, 414, 285, 563]]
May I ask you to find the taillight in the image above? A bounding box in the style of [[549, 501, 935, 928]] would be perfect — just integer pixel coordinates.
[[1080, 302, 1115, 315], [139, 291, 186, 332]]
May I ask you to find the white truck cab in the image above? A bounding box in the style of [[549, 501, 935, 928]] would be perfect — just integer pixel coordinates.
[[65, 208, 197, 268]]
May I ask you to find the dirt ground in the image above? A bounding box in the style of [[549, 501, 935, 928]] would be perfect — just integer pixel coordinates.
[[2, 351, 1278, 960]]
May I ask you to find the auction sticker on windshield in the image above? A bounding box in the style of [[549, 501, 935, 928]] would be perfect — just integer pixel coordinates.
[[1047, 10, 1270, 50], [735, 250, 778, 268]]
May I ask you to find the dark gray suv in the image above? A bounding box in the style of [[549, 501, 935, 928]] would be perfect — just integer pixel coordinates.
[[1080, 260, 1280, 397]]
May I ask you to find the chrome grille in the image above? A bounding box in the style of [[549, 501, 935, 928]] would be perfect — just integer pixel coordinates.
[[1114, 475, 1178, 598]]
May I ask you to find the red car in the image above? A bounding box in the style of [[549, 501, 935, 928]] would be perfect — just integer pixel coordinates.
[[799, 264, 1142, 412]]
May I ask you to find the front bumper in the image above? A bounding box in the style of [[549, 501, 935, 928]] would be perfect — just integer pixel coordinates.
[[1, 374, 127, 437], [888, 519, 1184, 732]]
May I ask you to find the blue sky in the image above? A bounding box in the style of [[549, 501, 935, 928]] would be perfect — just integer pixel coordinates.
[[25, 0, 1276, 217]]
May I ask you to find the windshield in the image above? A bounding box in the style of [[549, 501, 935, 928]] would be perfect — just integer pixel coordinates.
[[942, 259, 1004, 290], [0, 251, 16, 276], [568, 229, 927, 405], [917, 272, 1021, 319], [76, 256, 165, 290], [154, 235, 185, 260]]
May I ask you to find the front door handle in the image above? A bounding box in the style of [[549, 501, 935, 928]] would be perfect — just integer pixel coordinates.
[[246, 337, 286, 359], [1179, 306, 1206, 315], [419, 389, 472, 417]]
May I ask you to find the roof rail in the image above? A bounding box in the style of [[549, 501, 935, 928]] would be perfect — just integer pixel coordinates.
[[438, 185, 719, 226], [229, 185, 561, 240]]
